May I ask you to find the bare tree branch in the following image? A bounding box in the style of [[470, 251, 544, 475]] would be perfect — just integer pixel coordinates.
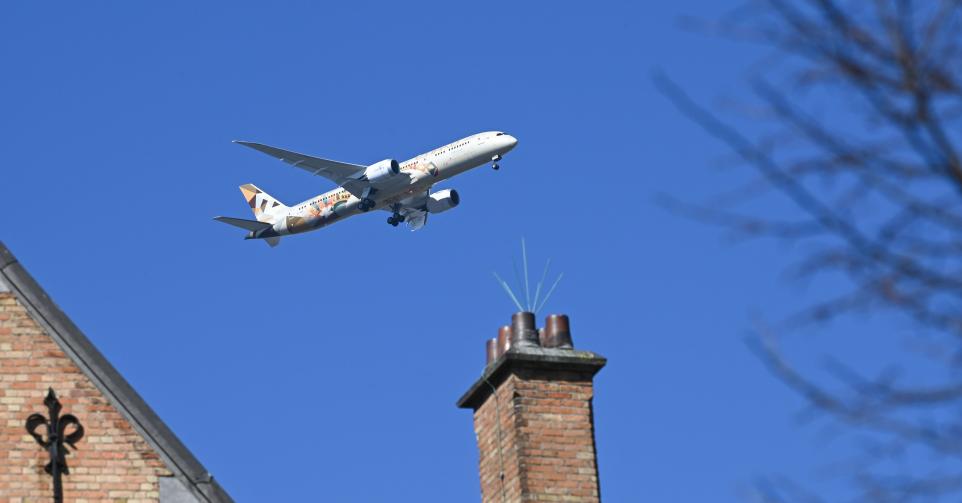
[[664, 1, 962, 500]]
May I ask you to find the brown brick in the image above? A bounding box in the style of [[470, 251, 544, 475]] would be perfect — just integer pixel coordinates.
[[0, 293, 171, 501], [462, 352, 605, 503]]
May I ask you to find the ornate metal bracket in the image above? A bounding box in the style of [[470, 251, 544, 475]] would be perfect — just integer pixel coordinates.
[[25, 388, 84, 503]]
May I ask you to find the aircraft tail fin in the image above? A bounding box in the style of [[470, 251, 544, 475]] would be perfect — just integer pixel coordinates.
[[239, 183, 287, 223]]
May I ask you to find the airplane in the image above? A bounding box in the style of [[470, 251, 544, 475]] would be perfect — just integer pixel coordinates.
[[214, 131, 518, 246]]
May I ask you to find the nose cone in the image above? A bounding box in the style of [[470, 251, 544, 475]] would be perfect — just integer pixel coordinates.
[[503, 134, 518, 152]]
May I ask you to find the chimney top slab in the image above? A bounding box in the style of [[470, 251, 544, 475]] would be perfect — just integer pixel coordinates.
[[456, 345, 606, 409]]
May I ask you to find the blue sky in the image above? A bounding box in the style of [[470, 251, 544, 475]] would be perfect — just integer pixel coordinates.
[[0, 1, 875, 501]]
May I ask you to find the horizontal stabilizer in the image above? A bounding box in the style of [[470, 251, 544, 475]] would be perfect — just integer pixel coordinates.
[[214, 216, 273, 232]]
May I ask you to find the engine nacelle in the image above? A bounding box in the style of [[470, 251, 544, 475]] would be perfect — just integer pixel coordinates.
[[426, 189, 460, 214], [364, 159, 401, 184]]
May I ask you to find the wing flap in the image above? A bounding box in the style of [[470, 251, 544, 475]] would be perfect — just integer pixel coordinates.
[[405, 210, 428, 231]]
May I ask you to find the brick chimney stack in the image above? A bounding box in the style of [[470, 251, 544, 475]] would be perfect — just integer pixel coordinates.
[[458, 312, 606, 502]]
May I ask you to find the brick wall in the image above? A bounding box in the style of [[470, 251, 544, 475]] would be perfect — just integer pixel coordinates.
[[0, 292, 171, 502], [465, 352, 604, 503]]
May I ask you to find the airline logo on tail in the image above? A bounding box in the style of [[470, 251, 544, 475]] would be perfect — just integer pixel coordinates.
[[240, 184, 285, 223]]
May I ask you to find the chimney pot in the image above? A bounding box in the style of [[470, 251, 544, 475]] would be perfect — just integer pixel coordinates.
[[510, 311, 539, 348], [497, 325, 511, 356], [542, 314, 573, 349], [485, 338, 498, 365]]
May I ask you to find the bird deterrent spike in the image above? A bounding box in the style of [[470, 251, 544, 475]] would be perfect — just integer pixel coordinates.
[[522, 238, 531, 312], [532, 258, 552, 314], [493, 272, 525, 312], [536, 272, 564, 314], [494, 240, 564, 315], [511, 258, 526, 311]]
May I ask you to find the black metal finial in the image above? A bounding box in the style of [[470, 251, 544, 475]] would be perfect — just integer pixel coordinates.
[[25, 387, 84, 503]]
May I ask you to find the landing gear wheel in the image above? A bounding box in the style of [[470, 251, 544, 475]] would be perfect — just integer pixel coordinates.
[[492, 163, 500, 170], [360, 198, 375, 211], [387, 216, 399, 227]]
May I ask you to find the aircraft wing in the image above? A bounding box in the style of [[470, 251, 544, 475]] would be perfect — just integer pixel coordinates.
[[234, 141, 369, 196]]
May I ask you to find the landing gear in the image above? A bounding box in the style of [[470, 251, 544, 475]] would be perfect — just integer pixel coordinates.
[[491, 154, 502, 170], [358, 187, 377, 212], [387, 205, 406, 227]]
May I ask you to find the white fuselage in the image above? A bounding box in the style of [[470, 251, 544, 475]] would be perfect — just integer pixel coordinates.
[[264, 131, 517, 236]]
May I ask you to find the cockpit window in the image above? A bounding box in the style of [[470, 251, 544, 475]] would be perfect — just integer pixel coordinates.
[[496, 132, 504, 136]]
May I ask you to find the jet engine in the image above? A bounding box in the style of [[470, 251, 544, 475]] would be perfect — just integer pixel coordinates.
[[426, 189, 460, 214], [363, 159, 401, 184]]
